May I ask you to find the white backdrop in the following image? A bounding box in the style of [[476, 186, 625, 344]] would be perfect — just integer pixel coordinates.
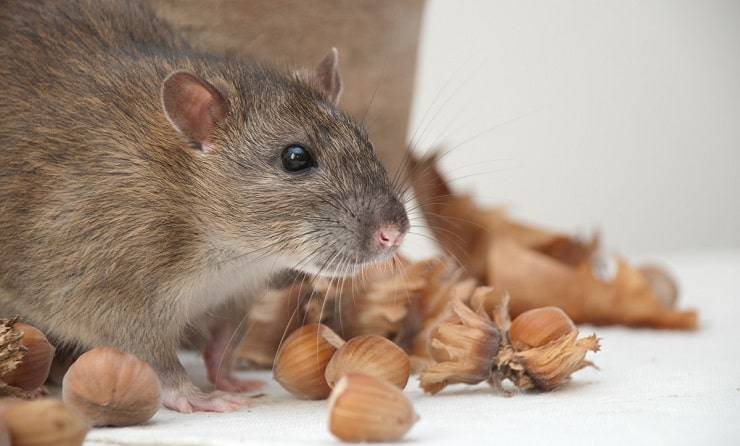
[[405, 0, 740, 257]]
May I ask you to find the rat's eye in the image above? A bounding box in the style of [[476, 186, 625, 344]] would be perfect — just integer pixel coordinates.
[[281, 145, 314, 172]]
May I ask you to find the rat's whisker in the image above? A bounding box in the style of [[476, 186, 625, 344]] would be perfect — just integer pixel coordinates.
[[406, 52, 480, 155], [411, 61, 487, 158], [405, 230, 470, 275], [445, 166, 520, 184], [213, 229, 326, 270]]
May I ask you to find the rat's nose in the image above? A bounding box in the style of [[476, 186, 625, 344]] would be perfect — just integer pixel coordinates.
[[376, 225, 405, 250]]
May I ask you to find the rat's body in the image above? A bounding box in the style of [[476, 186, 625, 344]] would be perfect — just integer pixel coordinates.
[[0, 0, 407, 412]]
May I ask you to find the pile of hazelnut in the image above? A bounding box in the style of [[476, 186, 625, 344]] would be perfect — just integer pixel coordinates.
[[271, 287, 600, 443], [0, 319, 161, 445], [274, 325, 417, 442]]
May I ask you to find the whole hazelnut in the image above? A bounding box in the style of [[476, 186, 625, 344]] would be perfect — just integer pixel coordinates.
[[509, 307, 576, 350], [62, 347, 161, 427], [273, 324, 345, 399], [328, 373, 418, 442], [325, 335, 410, 389], [0, 399, 88, 446]]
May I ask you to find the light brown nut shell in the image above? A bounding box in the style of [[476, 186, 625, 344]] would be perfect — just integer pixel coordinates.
[[1, 323, 55, 391], [328, 373, 417, 442], [2, 399, 89, 446], [273, 323, 345, 399], [62, 347, 161, 427], [325, 335, 410, 389], [509, 306, 576, 350]]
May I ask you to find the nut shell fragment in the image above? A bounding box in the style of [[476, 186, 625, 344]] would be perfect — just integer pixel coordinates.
[[489, 239, 697, 329], [409, 151, 698, 330], [237, 285, 309, 368], [328, 373, 417, 443], [0, 319, 25, 391], [503, 331, 600, 390], [311, 257, 429, 341], [420, 298, 500, 394]]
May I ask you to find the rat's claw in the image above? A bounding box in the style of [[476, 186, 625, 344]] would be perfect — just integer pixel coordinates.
[[162, 387, 251, 413]]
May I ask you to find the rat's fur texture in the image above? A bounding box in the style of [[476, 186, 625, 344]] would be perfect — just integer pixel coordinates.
[[0, 0, 407, 411]]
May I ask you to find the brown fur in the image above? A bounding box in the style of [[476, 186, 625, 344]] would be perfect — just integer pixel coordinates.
[[0, 0, 407, 403]]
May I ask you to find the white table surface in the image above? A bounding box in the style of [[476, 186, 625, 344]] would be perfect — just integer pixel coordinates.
[[77, 251, 739, 446]]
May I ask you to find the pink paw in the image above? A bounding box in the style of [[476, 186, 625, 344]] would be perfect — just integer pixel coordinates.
[[213, 376, 265, 393], [162, 387, 252, 413]]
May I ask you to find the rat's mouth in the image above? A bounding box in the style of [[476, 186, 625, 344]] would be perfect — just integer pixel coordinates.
[[296, 259, 367, 279], [293, 247, 400, 279]]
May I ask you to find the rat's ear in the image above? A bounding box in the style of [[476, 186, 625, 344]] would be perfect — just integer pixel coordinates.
[[296, 47, 343, 106], [161, 71, 228, 150]]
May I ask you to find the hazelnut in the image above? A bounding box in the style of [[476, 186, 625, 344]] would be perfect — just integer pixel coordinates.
[[509, 306, 576, 350], [62, 347, 161, 426], [328, 373, 418, 443], [273, 323, 345, 399], [0, 399, 88, 446], [417, 288, 600, 394], [420, 299, 500, 394], [1, 323, 55, 391], [499, 306, 600, 391], [325, 335, 410, 389]]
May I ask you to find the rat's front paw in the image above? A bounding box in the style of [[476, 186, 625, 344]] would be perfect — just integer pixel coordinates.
[[212, 375, 265, 393], [162, 385, 252, 413]]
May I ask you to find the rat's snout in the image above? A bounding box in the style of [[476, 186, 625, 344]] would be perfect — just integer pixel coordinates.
[[376, 224, 406, 250], [370, 196, 410, 255]]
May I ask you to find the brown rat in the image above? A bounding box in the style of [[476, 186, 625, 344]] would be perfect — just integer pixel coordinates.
[[0, 0, 408, 412]]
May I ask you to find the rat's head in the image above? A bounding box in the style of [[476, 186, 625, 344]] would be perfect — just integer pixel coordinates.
[[161, 49, 408, 277]]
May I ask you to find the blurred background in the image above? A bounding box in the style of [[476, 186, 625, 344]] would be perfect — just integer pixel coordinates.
[[405, 0, 740, 257], [154, 0, 739, 258]]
